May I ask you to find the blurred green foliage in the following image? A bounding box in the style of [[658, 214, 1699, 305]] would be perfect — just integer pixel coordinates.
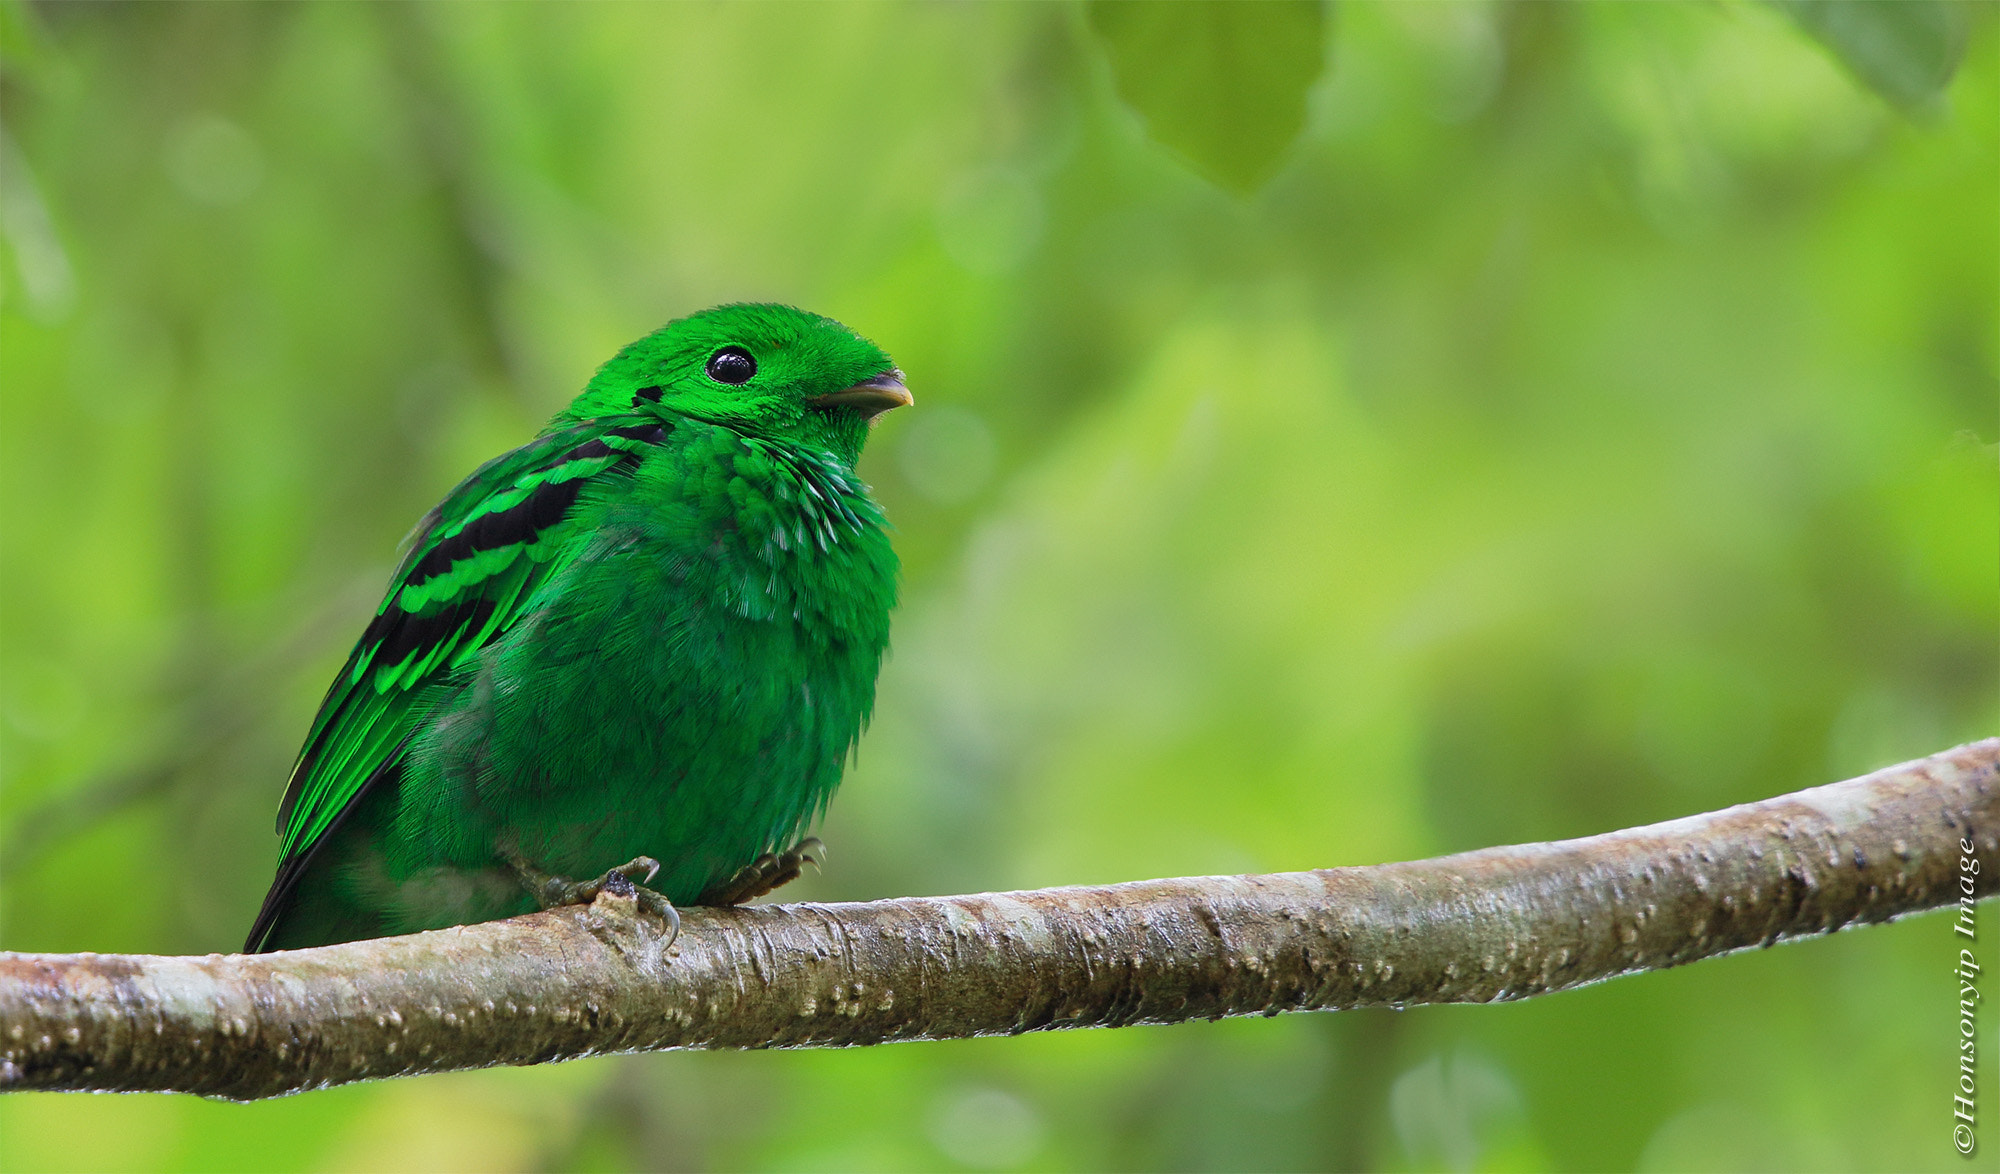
[[0, 1, 1994, 1171], [1086, 0, 1328, 193], [1777, 0, 1968, 109]]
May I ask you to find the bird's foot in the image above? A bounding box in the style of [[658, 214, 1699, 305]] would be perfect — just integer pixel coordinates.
[[698, 837, 824, 906], [506, 853, 680, 946]]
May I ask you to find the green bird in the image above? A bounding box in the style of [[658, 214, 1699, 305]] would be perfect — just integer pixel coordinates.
[[245, 304, 909, 952]]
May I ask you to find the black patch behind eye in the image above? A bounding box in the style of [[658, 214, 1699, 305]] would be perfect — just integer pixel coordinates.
[[633, 385, 663, 404]]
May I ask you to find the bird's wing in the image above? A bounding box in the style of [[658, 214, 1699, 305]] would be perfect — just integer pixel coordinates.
[[246, 417, 669, 948]]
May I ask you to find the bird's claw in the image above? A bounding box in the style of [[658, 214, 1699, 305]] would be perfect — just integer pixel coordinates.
[[528, 854, 660, 907], [697, 836, 825, 906], [507, 853, 679, 946], [632, 886, 681, 943]]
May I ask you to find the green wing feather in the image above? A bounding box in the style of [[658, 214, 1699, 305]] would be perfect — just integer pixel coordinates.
[[247, 417, 668, 948]]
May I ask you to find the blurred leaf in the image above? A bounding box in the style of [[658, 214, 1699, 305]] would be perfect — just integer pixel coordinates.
[[1776, 0, 1968, 110], [1084, 0, 1328, 194]]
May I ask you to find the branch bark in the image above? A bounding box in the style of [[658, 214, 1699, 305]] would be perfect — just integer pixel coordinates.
[[4, 740, 1995, 1101]]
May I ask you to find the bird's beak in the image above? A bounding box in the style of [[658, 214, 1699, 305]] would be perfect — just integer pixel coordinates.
[[809, 370, 913, 420]]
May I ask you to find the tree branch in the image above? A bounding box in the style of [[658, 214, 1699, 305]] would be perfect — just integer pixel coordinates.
[[4, 740, 1994, 1101]]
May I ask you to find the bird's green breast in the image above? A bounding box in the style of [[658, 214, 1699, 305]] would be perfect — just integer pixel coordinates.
[[385, 418, 897, 910]]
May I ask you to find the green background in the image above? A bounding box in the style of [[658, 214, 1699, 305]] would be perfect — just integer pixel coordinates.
[[1, 2, 1994, 1170]]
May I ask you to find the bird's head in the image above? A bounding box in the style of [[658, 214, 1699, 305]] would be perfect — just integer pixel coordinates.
[[566, 303, 911, 464]]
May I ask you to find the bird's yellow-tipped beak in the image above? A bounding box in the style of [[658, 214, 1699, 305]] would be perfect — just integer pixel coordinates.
[[810, 370, 912, 419]]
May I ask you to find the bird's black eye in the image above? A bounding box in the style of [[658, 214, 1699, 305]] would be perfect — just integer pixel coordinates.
[[705, 346, 757, 385]]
